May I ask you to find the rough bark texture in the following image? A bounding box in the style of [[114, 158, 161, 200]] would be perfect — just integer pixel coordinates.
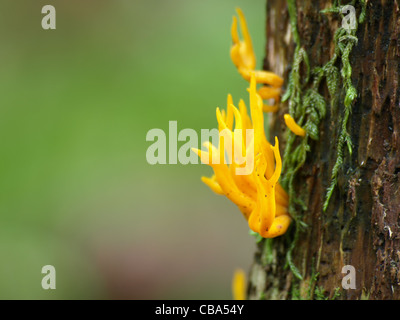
[[248, 0, 400, 300]]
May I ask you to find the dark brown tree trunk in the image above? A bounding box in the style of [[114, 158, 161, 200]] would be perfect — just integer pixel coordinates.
[[248, 0, 400, 300]]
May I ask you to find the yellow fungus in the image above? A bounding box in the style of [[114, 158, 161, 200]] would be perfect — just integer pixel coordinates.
[[284, 113, 306, 137], [201, 176, 224, 195], [230, 8, 283, 87], [230, 8, 283, 113], [258, 86, 281, 101], [232, 269, 246, 300], [259, 86, 280, 112], [193, 74, 291, 238], [263, 105, 279, 113]]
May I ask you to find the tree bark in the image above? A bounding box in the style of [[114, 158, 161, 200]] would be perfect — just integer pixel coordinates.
[[248, 0, 400, 300]]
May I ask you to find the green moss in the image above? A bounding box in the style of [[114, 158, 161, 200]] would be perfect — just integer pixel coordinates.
[[281, 0, 366, 279], [249, 229, 264, 243], [283, 0, 328, 281], [290, 282, 302, 300], [290, 259, 342, 300], [290, 263, 318, 299], [261, 238, 274, 266], [314, 286, 341, 300], [322, 0, 366, 211]]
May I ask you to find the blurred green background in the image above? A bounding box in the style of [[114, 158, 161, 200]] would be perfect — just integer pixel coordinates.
[[0, 0, 267, 299]]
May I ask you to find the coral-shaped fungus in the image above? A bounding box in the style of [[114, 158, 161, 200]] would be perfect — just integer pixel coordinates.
[[192, 74, 291, 238], [284, 114, 306, 137], [232, 269, 246, 300], [230, 8, 284, 113]]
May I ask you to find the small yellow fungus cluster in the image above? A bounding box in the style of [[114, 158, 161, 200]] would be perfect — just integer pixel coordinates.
[[193, 75, 291, 238], [232, 269, 246, 300], [284, 114, 306, 137], [231, 8, 307, 137], [230, 8, 283, 113]]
